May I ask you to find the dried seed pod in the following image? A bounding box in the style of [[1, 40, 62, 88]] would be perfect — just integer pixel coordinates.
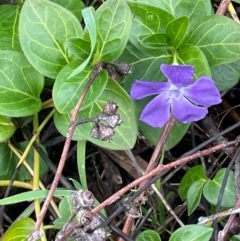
[[106, 64, 120, 81], [91, 123, 115, 141], [99, 113, 122, 128], [76, 209, 93, 226], [71, 190, 95, 209], [111, 62, 131, 76], [228, 217, 240, 235], [102, 101, 118, 115], [83, 214, 101, 232]]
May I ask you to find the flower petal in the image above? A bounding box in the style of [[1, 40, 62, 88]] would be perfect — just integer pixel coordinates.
[[181, 77, 222, 107], [171, 95, 208, 123], [130, 80, 172, 99], [140, 92, 171, 128], [160, 64, 194, 88]]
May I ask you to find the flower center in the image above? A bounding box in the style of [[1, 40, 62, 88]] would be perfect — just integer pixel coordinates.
[[168, 89, 181, 99]]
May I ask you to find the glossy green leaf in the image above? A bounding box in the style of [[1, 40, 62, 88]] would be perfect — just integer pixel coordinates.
[[77, 140, 88, 189], [139, 33, 171, 51], [19, 0, 83, 78], [128, 2, 174, 54], [166, 16, 189, 48], [203, 169, 236, 207], [11, 141, 48, 181], [131, 0, 213, 20], [94, 0, 132, 63], [169, 225, 213, 241], [0, 143, 15, 180], [54, 77, 138, 150], [136, 230, 161, 241], [53, 62, 108, 113], [0, 4, 21, 51], [50, 0, 84, 20], [69, 7, 97, 78], [211, 60, 240, 91], [67, 37, 91, 60], [2, 217, 35, 241], [187, 179, 206, 215], [179, 165, 206, 200], [0, 51, 44, 117], [177, 44, 211, 78], [69, 178, 82, 190], [54, 196, 73, 228], [0, 189, 73, 205], [0, 116, 16, 142], [185, 15, 240, 67]]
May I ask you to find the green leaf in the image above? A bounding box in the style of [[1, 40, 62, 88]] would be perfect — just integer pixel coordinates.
[[2, 217, 35, 241], [121, 43, 172, 92], [69, 7, 97, 78], [169, 225, 213, 241], [59, 195, 73, 218], [0, 4, 21, 51], [50, 0, 84, 21], [185, 15, 240, 67], [19, 0, 83, 78], [54, 77, 138, 150], [166, 16, 189, 48], [187, 179, 206, 215], [54, 196, 73, 228], [211, 60, 240, 91], [67, 37, 91, 60], [139, 33, 171, 52], [177, 44, 211, 78], [0, 143, 16, 180], [0, 189, 73, 205], [94, 0, 132, 62], [136, 230, 161, 241], [69, 178, 82, 190], [131, 0, 213, 21], [179, 165, 206, 200], [203, 168, 236, 207], [0, 50, 44, 117], [128, 2, 174, 54], [53, 63, 108, 114], [12, 141, 48, 181], [0, 116, 16, 142], [77, 140, 88, 189]]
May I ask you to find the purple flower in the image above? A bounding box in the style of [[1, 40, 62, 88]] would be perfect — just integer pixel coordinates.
[[130, 64, 222, 128]]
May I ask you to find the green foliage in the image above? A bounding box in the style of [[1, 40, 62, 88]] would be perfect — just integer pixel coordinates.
[[179, 165, 236, 215], [1, 0, 240, 239], [0, 4, 21, 51], [2, 217, 36, 241], [54, 77, 138, 150], [136, 230, 162, 241], [169, 225, 213, 241], [0, 189, 72, 205], [0, 116, 16, 142], [203, 169, 236, 207], [19, 0, 83, 78], [93, 0, 132, 63], [0, 51, 44, 117]]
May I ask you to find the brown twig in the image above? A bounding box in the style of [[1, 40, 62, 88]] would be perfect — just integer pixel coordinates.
[[91, 140, 238, 215], [29, 63, 104, 239], [216, 0, 231, 15], [118, 116, 175, 240]]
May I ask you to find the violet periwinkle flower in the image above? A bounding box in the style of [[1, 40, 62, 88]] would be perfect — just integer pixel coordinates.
[[130, 64, 222, 128]]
